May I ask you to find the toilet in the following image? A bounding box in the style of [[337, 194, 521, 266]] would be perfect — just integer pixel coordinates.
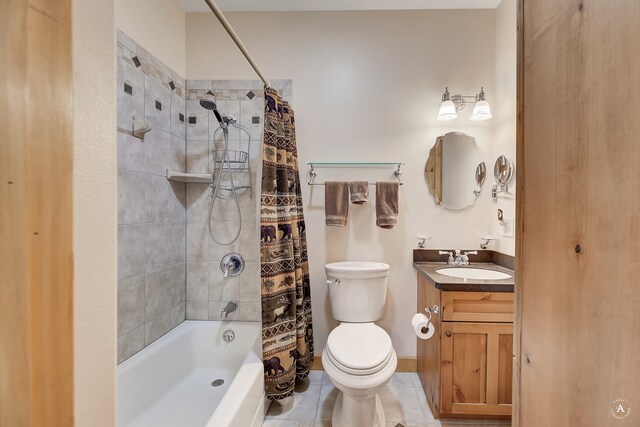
[[322, 261, 397, 427]]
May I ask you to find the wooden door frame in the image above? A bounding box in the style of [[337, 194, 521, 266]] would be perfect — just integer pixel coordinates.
[[0, 0, 74, 425], [513, 0, 524, 424]]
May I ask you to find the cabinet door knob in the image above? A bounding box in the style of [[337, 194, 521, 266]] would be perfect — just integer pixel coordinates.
[[445, 331, 452, 337]]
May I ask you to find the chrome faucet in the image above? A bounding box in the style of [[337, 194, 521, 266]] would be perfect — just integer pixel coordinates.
[[222, 259, 235, 278], [458, 250, 477, 266], [221, 301, 238, 318], [439, 250, 478, 266], [439, 251, 455, 265]]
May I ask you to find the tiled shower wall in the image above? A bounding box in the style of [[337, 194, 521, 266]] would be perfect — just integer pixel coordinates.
[[116, 31, 187, 363], [184, 79, 293, 322], [116, 28, 293, 361]]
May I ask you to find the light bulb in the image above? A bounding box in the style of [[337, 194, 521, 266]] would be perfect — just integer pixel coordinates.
[[437, 100, 458, 121], [470, 100, 493, 121]]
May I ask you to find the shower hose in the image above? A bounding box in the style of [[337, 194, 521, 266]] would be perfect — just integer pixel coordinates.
[[207, 122, 251, 246]]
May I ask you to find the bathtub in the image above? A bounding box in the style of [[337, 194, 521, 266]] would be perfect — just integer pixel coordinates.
[[117, 321, 264, 427]]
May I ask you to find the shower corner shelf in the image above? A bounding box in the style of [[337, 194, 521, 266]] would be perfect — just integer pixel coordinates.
[[166, 169, 213, 184]]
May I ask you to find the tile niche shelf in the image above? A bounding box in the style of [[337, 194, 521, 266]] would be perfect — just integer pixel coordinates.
[[166, 169, 213, 184]]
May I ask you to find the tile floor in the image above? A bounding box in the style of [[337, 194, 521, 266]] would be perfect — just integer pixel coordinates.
[[262, 372, 511, 427]]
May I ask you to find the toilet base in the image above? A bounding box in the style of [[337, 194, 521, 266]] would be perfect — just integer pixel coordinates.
[[331, 390, 386, 427]]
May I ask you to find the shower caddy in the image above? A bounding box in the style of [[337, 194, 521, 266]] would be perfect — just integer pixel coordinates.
[[209, 129, 252, 199], [165, 129, 253, 200]]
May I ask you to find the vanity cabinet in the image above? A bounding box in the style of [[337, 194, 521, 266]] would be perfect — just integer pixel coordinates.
[[440, 321, 513, 417], [417, 273, 514, 420]]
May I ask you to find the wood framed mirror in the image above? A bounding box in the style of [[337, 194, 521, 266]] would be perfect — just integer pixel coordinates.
[[425, 131, 485, 211]]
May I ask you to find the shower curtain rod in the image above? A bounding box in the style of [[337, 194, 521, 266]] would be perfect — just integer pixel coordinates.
[[203, 0, 271, 88]]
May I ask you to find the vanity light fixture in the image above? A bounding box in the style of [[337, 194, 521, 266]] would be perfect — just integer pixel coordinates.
[[437, 88, 458, 121], [470, 87, 493, 121], [437, 87, 493, 121]]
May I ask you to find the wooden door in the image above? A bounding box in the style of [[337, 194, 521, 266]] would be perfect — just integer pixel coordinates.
[[516, 0, 640, 425], [0, 0, 74, 425], [441, 322, 512, 417]]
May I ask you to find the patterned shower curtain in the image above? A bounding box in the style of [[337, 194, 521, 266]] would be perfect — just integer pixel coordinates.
[[260, 87, 313, 400]]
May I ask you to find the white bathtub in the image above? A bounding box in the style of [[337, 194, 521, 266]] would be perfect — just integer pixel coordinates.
[[117, 321, 264, 427]]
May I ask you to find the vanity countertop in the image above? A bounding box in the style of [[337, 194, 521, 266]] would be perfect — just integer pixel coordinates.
[[414, 262, 515, 293]]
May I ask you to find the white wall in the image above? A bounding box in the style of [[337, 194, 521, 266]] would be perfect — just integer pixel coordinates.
[[73, 0, 117, 424], [186, 10, 497, 357], [491, 0, 517, 256], [115, 0, 187, 77]]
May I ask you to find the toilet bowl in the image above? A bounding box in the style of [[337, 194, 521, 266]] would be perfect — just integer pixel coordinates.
[[323, 262, 395, 427], [322, 323, 397, 427]]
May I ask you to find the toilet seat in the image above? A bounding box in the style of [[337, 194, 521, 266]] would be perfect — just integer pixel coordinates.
[[325, 323, 393, 376]]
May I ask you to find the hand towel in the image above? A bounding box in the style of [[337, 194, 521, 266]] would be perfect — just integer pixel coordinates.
[[325, 181, 349, 226], [349, 181, 369, 204], [376, 181, 399, 229]]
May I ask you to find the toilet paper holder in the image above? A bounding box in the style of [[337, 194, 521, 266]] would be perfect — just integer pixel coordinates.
[[420, 305, 440, 334], [424, 305, 440, 319]]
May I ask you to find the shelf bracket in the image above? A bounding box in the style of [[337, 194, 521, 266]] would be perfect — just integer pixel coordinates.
[[308, 165, 318, 185]]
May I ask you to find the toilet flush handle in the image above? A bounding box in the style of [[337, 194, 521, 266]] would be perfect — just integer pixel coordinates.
[[326, 278, 341, 286]]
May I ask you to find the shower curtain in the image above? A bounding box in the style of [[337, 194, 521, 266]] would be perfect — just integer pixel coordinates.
[[260, 87, 313, 400]]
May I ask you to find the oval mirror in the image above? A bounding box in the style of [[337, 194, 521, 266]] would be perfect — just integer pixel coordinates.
[[493, 155, 514, 187], [425, 132, 485, 210]]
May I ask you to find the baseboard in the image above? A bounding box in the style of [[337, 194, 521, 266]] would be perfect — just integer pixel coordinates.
[[312, 355, 324, 370], [396, 356, 417, 372], [311, 356, 417, 372]]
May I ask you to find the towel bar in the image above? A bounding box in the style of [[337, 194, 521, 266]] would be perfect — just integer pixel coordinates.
[[308, 182, 404, 186], [307, 162, 404, 186]]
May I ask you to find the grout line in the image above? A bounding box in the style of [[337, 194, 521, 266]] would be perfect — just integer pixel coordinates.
[[409, 386, 429, 421], [144, 260, 186, 275], [311, 384, 323, 421], [118, 272, 145, 284], [120, 220, 187, 227]]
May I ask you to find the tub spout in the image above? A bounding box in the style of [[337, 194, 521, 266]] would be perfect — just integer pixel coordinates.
[[221, 301, 238, 318]]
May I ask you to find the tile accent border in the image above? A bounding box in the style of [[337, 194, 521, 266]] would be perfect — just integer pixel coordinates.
[[117, 30, 186, 99], [185, 79, 293, 103], [187, 88, 264, 101]]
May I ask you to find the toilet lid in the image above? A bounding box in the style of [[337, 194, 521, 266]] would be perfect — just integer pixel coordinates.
[[326, 323, 393, 374]]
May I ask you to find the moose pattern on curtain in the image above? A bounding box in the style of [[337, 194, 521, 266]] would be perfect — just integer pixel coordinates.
[[260, 87, 313, 400]]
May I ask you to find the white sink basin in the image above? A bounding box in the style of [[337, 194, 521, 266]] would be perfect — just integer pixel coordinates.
[[436, 267, 512, 280]]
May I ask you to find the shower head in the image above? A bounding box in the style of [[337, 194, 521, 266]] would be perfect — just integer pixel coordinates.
[[200, 92, 223, 124], [200, 98, 217, 111]]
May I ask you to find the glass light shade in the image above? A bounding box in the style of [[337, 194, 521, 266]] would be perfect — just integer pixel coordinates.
[[470, 100, 493, 121], [437, 100, 458, 121]]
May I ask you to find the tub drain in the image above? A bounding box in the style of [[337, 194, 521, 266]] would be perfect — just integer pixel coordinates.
[[211, 379, 225, 387]]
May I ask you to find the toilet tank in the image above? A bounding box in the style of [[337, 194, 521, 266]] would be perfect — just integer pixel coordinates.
[[325, 262, 390, 322]]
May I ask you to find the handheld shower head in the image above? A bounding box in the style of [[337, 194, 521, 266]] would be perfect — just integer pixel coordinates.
[[200, 92, 223, 124], [200, 98, 216, 110]]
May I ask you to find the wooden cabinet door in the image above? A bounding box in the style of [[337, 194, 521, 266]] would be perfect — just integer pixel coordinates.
[[441, 322, 513, 417], [417, 274, 442, 416]]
